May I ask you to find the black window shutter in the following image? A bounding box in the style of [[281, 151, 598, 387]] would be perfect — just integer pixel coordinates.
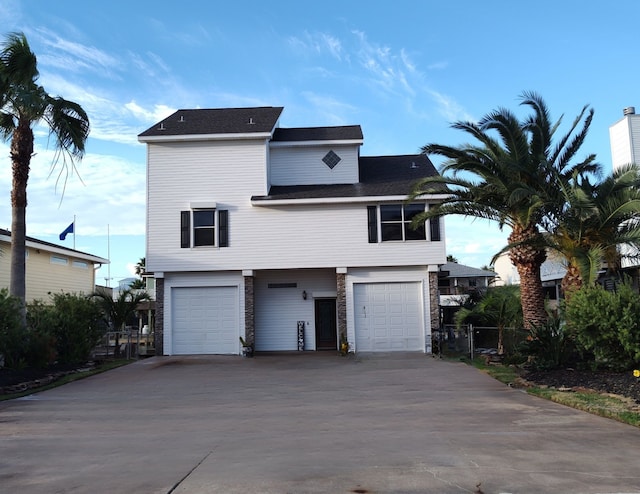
[[180, 211, 190, 248], [367, 206, 378, 243], [218, 210, 229, 247], [430, 215, 441, 241]]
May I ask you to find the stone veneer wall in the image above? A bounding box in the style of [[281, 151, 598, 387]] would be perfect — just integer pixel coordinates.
[[429, 271, 439, 331], [337, 273, 346, 341], [244, 275, 255, 346], [155, 278, 164, 356]]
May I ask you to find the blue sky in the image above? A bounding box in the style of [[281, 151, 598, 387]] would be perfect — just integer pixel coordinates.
[[1, 0, 639, 285]]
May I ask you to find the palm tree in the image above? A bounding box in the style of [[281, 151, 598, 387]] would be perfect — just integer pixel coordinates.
[[455, 285, 522, 355], [134, 257, 145, 277], [547, 164, 640, 294], [0, 32, 90, 321], [92, 288, 150, 357], [413, 92, 598, 329]]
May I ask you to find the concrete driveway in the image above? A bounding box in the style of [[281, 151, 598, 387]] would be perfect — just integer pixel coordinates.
[[1, 353, 639, 494]]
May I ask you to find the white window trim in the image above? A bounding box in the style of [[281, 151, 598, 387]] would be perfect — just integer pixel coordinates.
[[191, 208, 218, 249]]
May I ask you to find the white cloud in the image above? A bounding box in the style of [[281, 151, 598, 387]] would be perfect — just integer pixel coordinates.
[[128, 50, 171, 79], [125, 101, 175, 124], [427, 89, 475, 123], [427, 61, 449, 71], [0, 141, 145, 237], [300, 92, 358, 126], [34, 27, 121, 77], [287, 31, 346, 61]]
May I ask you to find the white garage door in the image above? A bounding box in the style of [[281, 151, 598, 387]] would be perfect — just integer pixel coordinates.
[[354, 282, 424, 352], [171, 286, 238, 355]]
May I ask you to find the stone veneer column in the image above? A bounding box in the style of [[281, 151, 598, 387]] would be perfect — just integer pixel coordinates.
[[336, 272, 347, 341], [429, 271, 440, 331], [154, 278, 164, 356], [244, 275, 255, 346]]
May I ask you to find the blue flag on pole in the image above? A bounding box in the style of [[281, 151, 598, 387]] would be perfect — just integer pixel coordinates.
[[59, 222, 74, 241]]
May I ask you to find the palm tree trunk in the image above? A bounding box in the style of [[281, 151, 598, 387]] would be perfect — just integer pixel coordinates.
[[9, 120, 33, 327], [561, 264, 583, 301], [509, 226, 547, 330]]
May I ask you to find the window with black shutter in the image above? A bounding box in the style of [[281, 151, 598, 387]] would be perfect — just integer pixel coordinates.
[[180, 209, 229, 248]]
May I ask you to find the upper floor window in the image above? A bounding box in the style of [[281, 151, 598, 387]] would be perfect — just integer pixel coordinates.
[[50, 255, 68, 265], [367, 203, 440, 243], [380, 203, 425, 241], [181, 207, 229, 248], [193, 210, 215, 246]]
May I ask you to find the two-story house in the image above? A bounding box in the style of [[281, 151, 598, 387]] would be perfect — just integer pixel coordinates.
[[139, 107, 447, 356]]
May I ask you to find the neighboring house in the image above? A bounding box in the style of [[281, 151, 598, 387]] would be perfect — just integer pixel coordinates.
[[438, 262, 497, 325], [0, 228, 109, 302], [139, 106, 448, 356], [609, 106, 640, 285], [493, 251, 565, 304]]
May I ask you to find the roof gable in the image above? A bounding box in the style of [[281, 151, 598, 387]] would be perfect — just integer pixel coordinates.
[[138, 107, 284, 138]]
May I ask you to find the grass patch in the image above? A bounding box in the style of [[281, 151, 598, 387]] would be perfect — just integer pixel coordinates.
[[528, 387, 640, 427], [471, 356, 520, 385], [469, 358, 640, 428], [0, 359, 132, 401]]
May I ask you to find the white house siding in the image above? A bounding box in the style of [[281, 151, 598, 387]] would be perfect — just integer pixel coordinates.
[[148, 199, 445, 274], [610, 113, 640, 171], [254, 269, 336, 351], [345, 267, 431, 353], [162, 271, 244, 355], [146, 139, 269, 274], [269, 145, 359, 186]]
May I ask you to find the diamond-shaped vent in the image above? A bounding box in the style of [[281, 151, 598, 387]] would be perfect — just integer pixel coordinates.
[[322, 150, 341, 169]]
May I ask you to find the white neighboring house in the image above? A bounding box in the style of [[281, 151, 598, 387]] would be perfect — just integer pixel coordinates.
[[609, 106, 640, 277], [0, 228, 109, 302], [139, 107, 448, 356]]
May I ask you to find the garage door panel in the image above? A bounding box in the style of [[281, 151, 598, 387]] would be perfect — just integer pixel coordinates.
[[172, 286, 238, 355], [354, 282, 424, 352]]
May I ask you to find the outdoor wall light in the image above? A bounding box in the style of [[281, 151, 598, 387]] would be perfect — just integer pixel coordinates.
[[302, 290, 307, 300]]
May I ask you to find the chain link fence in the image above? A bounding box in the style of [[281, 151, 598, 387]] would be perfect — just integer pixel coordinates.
[[432, 324, 529, 359]]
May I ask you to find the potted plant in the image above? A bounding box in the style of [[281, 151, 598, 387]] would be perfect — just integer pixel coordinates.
[[239, 336, 254, 358]]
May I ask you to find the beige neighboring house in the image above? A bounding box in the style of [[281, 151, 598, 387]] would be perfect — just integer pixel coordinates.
[[0, 228, 109, 302]]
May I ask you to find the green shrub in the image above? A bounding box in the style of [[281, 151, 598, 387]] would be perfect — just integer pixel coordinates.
[[520, 313, 577, 370], [565, 282, 640, 370], [26, 300, 58, 368], [0, 288, 27, 368], [27, 293, 106, 365]]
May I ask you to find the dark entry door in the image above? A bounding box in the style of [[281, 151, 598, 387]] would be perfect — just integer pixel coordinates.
[[315, 298, 337, 350]]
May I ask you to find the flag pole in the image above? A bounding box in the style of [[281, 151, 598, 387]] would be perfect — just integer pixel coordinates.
[[73, 215, 76, 250], [107, 224, 111, 288]]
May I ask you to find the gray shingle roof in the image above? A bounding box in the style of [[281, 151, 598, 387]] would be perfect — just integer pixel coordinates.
[[272, 126, 363, 141], [138, 107, 284, 138], [439, 262, 496, 279], [252, 154, 445, 201]]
